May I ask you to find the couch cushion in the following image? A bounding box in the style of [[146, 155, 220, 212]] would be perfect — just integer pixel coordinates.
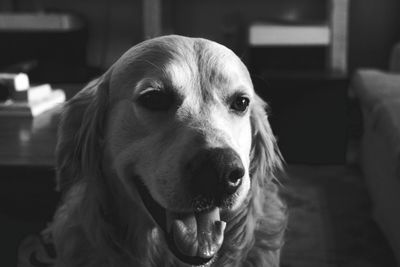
[[351, 69, 400, 111], [372, 99, 400, 176]]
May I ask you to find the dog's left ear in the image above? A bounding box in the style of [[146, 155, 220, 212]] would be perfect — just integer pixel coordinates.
[[56, 70, 111, 193], [249, 94, 283, 185]]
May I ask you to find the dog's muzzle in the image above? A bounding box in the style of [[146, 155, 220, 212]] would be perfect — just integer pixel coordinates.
[[134, 179, 226, 266], [135, 148, 245, 266]]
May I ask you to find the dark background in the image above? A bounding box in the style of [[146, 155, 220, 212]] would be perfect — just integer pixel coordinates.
[[1, 0, 399, 73]]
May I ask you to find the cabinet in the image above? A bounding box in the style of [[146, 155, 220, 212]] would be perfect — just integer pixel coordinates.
[[248, 0, 349, 73], [254, 71, 348, 164], [248, 0, 349, 163]]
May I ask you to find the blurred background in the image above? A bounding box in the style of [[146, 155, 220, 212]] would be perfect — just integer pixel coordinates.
[[0, 0, 399, 78]]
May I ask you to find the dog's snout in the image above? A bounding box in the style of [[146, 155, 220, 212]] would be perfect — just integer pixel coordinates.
[[187, 148, 245, 200]]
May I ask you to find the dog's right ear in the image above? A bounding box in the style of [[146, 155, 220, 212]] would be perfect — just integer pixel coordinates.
[[55, 71, 111, 193]]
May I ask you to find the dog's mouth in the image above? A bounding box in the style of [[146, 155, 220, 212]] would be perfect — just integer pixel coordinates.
[[134, 179, 226, 266]]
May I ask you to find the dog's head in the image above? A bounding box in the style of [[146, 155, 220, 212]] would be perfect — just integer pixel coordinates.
[[56, 35, 282, 265]]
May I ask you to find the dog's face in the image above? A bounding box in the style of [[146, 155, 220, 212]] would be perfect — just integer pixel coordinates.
[[103, 36, 254, 263], [57, 35, 281, 266], [106, 37, 252, 211]]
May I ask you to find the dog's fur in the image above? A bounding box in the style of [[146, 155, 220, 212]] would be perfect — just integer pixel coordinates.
[[51, 35, 287, 267]]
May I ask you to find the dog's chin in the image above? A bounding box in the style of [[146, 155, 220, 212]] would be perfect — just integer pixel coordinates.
[[133, 178, 227, 266]]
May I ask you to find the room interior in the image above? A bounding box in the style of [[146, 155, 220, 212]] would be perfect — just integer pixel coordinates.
[[0, 0, 400, 266]]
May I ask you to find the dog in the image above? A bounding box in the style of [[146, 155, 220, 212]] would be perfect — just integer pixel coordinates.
[[51, 35, 287, 267]]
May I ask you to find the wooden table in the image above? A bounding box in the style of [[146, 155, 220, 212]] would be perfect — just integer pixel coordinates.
[[0, 107, 61, 167], [0, 85, 81, 266], [0, 108, 62, 266], [0, 83, 81, 167]]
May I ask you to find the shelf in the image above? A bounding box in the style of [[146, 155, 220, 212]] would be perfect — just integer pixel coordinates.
[[249, 23, 330, 46], [247, 0, 349, 73]]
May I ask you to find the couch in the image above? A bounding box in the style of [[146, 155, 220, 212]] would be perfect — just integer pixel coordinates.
[[350, 42, 400, 266]]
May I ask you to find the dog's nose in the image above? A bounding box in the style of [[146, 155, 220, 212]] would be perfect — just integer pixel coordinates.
[[187, 148, 245, 198]]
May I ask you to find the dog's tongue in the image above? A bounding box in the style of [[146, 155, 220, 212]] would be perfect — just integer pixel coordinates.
[[167, 207, 226, 259]]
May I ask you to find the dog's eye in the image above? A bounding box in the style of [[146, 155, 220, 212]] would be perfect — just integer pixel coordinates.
[[230, 95, 250, 113], [137, 89, 174, 111]]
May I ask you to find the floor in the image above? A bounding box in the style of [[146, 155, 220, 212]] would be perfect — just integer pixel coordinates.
[[1, 164, 397, 266], [0, 167, 58, 267], [280, 165, 397, 267]]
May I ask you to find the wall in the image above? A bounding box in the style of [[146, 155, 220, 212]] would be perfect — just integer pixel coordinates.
[[349, 0, 400, 71]]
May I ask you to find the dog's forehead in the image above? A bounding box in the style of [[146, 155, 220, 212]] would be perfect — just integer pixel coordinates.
[[175, 42, 251, 95], [109, 36, 253, 101], [174, 39, 252, 95]]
